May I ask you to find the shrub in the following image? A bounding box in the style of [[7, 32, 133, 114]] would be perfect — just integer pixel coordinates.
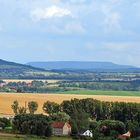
[[0, 118, 11, 127], [13, 114, 52, 137], [0, 121, 5, 129], [100, 120, 125, 136], [89, 121, 99, 130]]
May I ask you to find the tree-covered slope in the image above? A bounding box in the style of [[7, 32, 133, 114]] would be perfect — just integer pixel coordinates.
[[0, 59, 45, 78]]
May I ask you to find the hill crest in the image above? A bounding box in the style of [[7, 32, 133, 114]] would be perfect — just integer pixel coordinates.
[[27, 61, 137, 70]]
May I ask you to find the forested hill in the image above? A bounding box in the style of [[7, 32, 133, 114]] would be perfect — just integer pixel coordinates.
[[0, 59, 45, 78], [27, 61, 137, 70], [0, 59, 44, 70]]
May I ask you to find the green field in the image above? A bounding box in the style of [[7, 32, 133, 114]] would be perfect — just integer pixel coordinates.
[[0, 136, 72, 140], [59, 89, 140, 96]]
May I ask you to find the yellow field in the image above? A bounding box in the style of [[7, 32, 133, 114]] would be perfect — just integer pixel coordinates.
[[2, 79, 59, 84], [0, 93, 140, 115]]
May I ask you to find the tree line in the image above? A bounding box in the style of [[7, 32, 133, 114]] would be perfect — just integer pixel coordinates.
[[58, 80, 140, 91], [10, 98, 140, 139]]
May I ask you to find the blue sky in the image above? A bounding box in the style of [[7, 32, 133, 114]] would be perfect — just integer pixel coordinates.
[[0, 0, 140, 66]]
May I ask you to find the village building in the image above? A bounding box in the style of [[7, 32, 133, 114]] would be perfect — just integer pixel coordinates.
[[80, 129, 93, 137], [0, 82, 7, 87], [118, 131, 131, 139], [51, 122, 71, 136]]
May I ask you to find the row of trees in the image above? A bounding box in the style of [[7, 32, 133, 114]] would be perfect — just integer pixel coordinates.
[[58, 80, 140, 91], [1, 79, 140, 93], [61, 99, 140, 138], [0, 80, 71, 93], [11, 98, 140, 126], [11, 100, 38, 115], [11, 98, 140, 138]]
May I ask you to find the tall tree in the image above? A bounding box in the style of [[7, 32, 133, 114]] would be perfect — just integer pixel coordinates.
[[18, 107, 27, 114], [43, 101, 60, 115], [28, 101, 38, 114], [11, 100, 19, 115], [50, 112, 70, 122]]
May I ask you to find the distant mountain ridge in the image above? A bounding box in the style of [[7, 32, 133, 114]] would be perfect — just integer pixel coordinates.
[[27, 61, 138, 70], [0, 59, 44, 71]]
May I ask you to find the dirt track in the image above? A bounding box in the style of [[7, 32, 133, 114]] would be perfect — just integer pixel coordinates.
[[0, 92, 140, 115]]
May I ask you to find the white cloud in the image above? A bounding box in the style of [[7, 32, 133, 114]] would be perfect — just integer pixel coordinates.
[[31, 5, 72, 20]]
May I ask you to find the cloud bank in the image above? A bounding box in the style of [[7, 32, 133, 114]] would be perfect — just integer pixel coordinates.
[[0, 0, 139, 66], [31, 5, 72, 20]]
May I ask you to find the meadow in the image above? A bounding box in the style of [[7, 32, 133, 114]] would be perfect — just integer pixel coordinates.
[[60, 89, 140, 96], [0, 138, 72, 140], [0, 133, 72, 140]]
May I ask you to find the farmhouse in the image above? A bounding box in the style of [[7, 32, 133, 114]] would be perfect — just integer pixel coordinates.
[[0, 82, 6, 87], [80, 129, 93, 137], [51, 122, 71, 136]]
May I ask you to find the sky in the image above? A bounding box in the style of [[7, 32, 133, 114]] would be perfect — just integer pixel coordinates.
[[0, 0, 140, 66]]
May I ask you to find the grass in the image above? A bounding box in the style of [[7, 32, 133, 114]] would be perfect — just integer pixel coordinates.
[[0, 135, 72, 140], [59, 89, 140, 96], [0, 137, 72, 140]]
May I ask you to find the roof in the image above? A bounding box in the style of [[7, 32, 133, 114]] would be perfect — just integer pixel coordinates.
[[52, 122, 71, 129], [118, 131, 131, 138], [122, 131, 131, 137], [80, 129, 92, 134]]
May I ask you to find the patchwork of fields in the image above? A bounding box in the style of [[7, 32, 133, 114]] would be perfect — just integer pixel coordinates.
[[0, 91, 140, 115]]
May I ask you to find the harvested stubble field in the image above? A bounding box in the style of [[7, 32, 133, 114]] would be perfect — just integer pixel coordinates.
[[1, 92, 140, 115], [2, 79, 59, 84]]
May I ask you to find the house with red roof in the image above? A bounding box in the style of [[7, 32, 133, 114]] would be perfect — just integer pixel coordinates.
[[51, 122, 71, 136]]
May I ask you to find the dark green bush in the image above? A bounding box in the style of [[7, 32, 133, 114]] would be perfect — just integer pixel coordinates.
[[100, 120, 125, 136], [13, 114, 52, 137], [89, 121, 99, 130], [0, 117, 11, 127], [0, 121, 5, 129]]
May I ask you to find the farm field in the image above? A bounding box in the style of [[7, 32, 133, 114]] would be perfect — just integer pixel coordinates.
[[1, 91, 140, 115], [60, 89, 140, 96], [2, 79, 59, 84]]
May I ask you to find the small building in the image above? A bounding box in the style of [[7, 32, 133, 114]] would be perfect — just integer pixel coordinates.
[[118, 131, 131, 139], [80, 129, 93, 137], [0, 82, 7, 87], [51, 122, 71, 136]]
